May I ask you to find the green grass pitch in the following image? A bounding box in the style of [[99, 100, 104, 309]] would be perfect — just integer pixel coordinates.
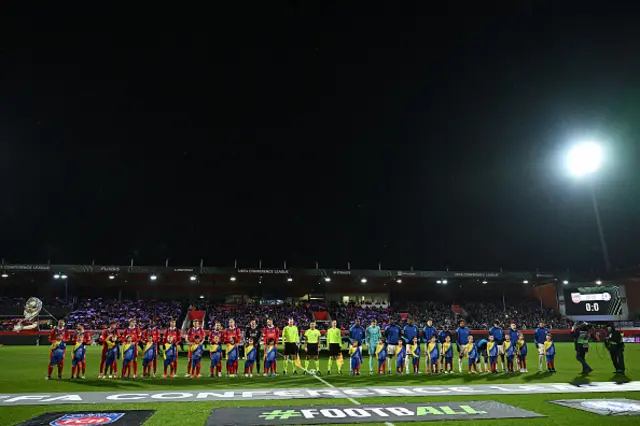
[[0, 343, 638, 426]]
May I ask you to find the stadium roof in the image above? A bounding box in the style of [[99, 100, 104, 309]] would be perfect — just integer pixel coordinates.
[[0, 262, 555, 281]]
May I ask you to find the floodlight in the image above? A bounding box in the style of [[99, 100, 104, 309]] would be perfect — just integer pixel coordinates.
[[287, 277, 293, 282], [108, 275, 115, 280], [436, 280, 442, 284], [360, 278, 367, 283], [324, 277, 331, 282], [596, 280, 602, 285], [150, 274, 158, 281], [53, 274, 61, 279], [442, 280, 448, 284], [190, 275, 197, 281], [396, 279, 402, 283], [230, 276, 237, 281], [567, 142, 603, 177], [563, 280, 569, 285], [1, 273, 8, 278], [523, 280, 528, 284], [482, 280, 487, 284]]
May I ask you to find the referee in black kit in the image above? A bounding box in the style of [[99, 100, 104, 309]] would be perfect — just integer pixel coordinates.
[[245, 319, 262, 373]]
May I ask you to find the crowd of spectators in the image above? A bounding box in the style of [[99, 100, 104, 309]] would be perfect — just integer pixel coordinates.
[[1, 295, 575, 332], [63, 298, 183, 329], [462, 300, 573, 330]]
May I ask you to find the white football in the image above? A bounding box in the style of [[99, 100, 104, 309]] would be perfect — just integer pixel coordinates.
[[309, 369, 316, 375]]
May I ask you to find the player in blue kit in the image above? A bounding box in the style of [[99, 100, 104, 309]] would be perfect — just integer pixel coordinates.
[[489, 321, 506, 371], [455, 320, 470, 373], [384, 320, 402, 374], [402, 319, 419, 373], [534, 321, 550, 372]]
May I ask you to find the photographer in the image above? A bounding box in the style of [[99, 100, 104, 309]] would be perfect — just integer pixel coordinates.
[[604, 324, 625, 375], [570, 323, 593, 375]]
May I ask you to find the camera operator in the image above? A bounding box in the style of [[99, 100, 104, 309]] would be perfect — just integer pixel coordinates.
[[570, 323, 593, 375], [604, 324, 625, 375]]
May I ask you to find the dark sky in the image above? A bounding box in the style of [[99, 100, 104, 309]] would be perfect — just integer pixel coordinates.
[[2, 2, 640, 273]]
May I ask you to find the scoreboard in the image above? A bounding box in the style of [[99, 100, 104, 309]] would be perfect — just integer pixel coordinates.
[[563, 285, 623, 316]]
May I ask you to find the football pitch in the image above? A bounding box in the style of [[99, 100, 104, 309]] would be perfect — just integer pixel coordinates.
[[0, 343, 638, 426]]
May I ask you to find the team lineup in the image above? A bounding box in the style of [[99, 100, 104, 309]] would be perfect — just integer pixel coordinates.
[[46, 316, 558, 380]]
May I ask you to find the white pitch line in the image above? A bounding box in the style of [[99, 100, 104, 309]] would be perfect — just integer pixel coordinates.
[[308, 368, 396, 426]]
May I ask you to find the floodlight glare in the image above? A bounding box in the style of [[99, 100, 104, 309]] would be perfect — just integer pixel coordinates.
[[566, 142, 603, 176], [482, 280, 487, 284], [53, 274, 61, 279], [442, 280, 448, 284], [287, 277, 293, 282], [563, 280, 569, 285], [230, 276, 237, 281], [596, 280, 602, 285], [360, 278, 367, 283], [523, 280, 528, 284], [108, 275, 115, 280], [150, 274, 158, 281], [396, 279, 402, 283], [436, 280, 442, 284], [190, 275, 197, 281], [1, 273, 8, 278], [61, 274, 68, 279], [324, 277, 331, 282]]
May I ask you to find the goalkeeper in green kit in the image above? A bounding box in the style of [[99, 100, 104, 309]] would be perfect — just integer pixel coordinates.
[[365, 319, 382, 374]]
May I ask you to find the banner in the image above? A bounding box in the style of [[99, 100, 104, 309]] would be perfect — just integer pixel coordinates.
[[550, 399, 640, 416], [205, 402, 544, 425], [17, 410, 155, 426], [2, 382, 640, 405]]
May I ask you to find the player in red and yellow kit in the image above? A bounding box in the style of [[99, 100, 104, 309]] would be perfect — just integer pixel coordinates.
[[186, 319, 205, 377], [142, 321, 160, 377], [262, 318, 280, 373], [163, 319, 182, 372], [70, 324, 91, 379], [48, 319, 70, 377], [121, 319, 142, 378], [98, 321, 119, 378]]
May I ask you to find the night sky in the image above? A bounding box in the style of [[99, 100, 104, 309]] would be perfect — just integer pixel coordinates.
[[2, 2, 639, 273]]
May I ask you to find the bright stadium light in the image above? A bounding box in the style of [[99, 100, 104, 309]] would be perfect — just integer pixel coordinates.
[[436, 280, 442, 284], [61, 274, 68, 279], [396, 278, 402, 283], [53, 274, 61, 279], [566, 142, 603, 177], [230, 276, 237, 281], [563, 280, 569, 285], [190, 275, 197, 281], [324, 277, 331, 282], [360, 278, 367, 283], [199, 295, 205, 299], [523, 280, 529, 284], [150, 274, 158, 281], [1, 273, 8, 278], [596, 280, 602, 285], [108, 275, 115, 280], [482, 280, 487, 284], [287, 277, 293, 282], [442, 280, 448, 284]]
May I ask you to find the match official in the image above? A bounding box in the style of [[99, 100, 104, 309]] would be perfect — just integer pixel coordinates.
[[282, 318, 300, 375]]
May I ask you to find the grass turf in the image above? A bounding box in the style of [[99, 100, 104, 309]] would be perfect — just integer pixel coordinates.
[[0, 343, 638, 426]]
